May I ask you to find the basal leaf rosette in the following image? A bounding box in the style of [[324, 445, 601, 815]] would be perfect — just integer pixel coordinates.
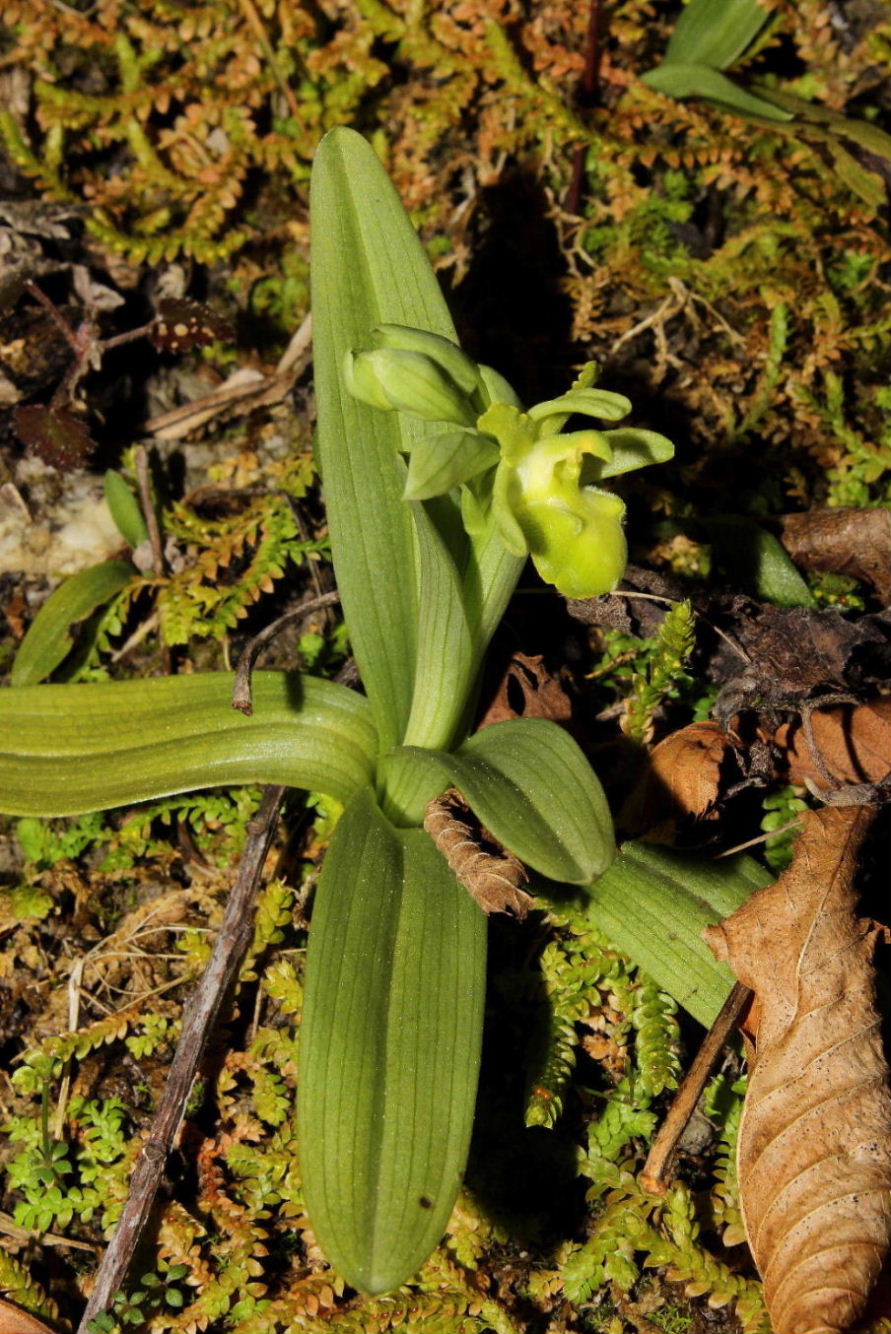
[[345, 327, 674, 598]]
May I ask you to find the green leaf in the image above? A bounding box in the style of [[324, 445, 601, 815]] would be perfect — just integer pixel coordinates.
[[641, 64, 793, 121], [384, 718, 614, 883], [400, 499, 476, 750], [461, 516, 526, 655], [403, 429, 499, 501], [662, 0, 772, 70], [11, 560, 136, 687], [298, 787, 486, 1294], [311, 128, 472, 750], [103, 471, 149, 548], [745, 84, 891, 155], [0, 671, 376, 814], [584, 842, 771, 1025], [705, 516, 816, 607]]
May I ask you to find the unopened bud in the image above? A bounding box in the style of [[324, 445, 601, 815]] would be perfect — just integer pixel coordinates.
[[343, 348, 478, 426], [374, 325, 482, 396]]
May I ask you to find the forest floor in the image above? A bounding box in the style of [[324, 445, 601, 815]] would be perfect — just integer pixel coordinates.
[[0, 1, 889, 1332]]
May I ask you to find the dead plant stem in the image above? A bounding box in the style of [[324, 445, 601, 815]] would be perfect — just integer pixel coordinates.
[[640, 980, 751, 1195], [75, 784, 286, 1334]]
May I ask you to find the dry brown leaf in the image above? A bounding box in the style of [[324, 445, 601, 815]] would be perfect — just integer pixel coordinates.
[[0, 1298, 56, 1334], [618, 720, 734, 839], [478, 652, 573, 728], [778, 508, 891, 605], [423, 789, 535, 919], [704, 807, 891, 1334], [775, 698, 891, 791]]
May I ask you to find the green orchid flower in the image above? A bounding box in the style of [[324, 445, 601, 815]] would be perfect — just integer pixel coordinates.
[[344, 329, 674, 598], [489, 421, 629, 598]]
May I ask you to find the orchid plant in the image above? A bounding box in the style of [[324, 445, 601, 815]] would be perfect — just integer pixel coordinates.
[[1, 128, 674, 1298]]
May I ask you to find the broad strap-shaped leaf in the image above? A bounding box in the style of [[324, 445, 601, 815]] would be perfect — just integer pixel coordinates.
[[11, 560, 135, 687], [642, 63, 792, 121], [312, 128, 476, 751], [705, 516, 816, 608], [746, 83, 891, 157], [662, 0, 772, 69], [104, 470, 149, 548], [461, 518, 526, 658], [383, 718, 614, 883], [0, 672, 376, 814], [401, 498, 476, 750], [298, 787, 487, 1294], [584, 841, 771, 1025]]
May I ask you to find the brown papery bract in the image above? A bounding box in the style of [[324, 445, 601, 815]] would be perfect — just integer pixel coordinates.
[[704, 806, 891, 1334], [423, 789, 535, 919]]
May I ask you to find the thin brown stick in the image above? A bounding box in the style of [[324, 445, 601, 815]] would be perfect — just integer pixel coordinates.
[[23, 279, 80, 352], [640, 980, 751, 1195], [134, 445, 165, 576], [75, 785, 286, 1334], [564, 0, 603, 215], [135, 444, 172, 672], [235, 0, 302, 122], [231, 591, 341, 714], [146, 314, 312, 441]]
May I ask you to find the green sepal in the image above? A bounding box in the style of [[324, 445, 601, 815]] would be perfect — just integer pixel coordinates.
[[11, 559, 136, 687], [0, 671, 377, 814], [383, 717, 614, 883], [478, 364, 523, 409], [459, 480, 491, 538], [594, 427, 675, 479], [343, 347, 478, 427], [298, 787, 486, 1294], [373, 323, 482, 396], [527, 388, 632, 426], [583, 841, 771, 1025], [104, 471, 149, 548], [403, 429, 499, 501]]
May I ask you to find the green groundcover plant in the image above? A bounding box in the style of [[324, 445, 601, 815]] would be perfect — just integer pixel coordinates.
[[1, 129, 757, 1299]]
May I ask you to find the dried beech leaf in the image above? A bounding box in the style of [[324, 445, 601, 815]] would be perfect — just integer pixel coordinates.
[[13, 403, 96, 469], [619, 720, 734, 839], [423, 789, 535, 919], [778, 508, 891, 605], [0, 1298, 57, 1334], [704, 807, 891, 1334], [775, 698, 891, 791], [478, 652, 573, 728]]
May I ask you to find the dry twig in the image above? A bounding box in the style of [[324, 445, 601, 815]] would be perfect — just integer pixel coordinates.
[[76, 784, 286, 1334]]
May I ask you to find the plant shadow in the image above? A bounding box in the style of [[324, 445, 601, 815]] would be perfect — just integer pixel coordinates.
[[464, 914, 590, 1253]]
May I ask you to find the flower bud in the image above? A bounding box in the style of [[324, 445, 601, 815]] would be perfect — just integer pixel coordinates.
[[343, 348, 478, 426], [373, 325, 482, 396]]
